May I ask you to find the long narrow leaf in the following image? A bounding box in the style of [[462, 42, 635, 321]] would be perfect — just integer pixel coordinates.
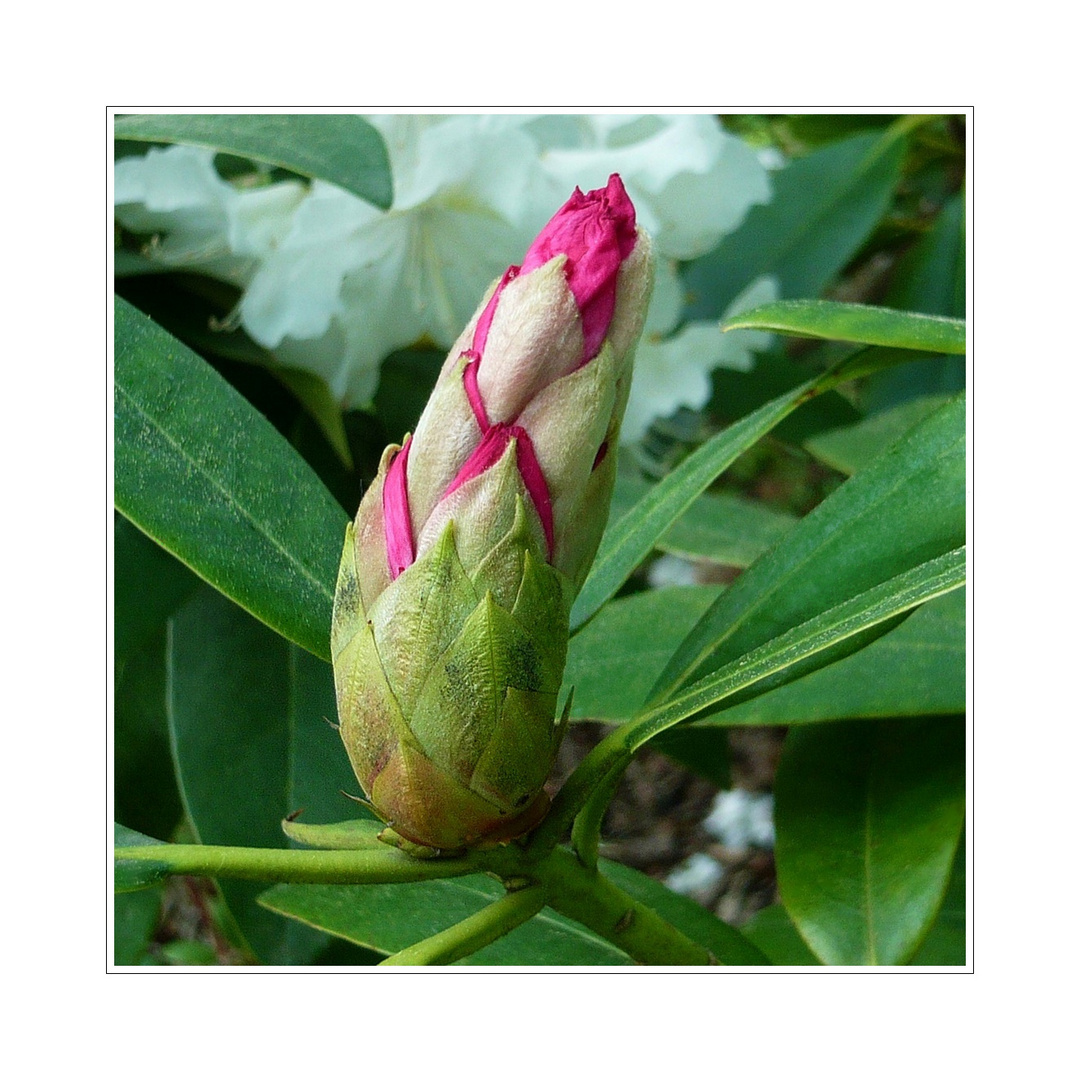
[[114, 297, 347, 660], [724, 299, 965, 354], [541, 549, 966, 847], [572, 379, 815, 629], [649, 393, 965, 709], [627, 548, 966, 751], [572, 347, 941, 632], [115, 114, 393, 209]]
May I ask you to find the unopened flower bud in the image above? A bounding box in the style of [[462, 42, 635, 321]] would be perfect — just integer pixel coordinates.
[[332, 175, 653, 849]]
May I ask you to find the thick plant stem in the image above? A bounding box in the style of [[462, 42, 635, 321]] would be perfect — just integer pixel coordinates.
[[114, 839, 725, 965], [114, 843, 482, 886], [536, 846, 718, 965], [379, 886, 547, 966]]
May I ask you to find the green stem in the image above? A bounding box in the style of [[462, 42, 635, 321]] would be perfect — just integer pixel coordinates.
[[114, 839, 724, 965], [379, 885, 547, 966], [569, 755, 628, 870], [114, 843, 483, 885], [537, 847, 717, 965]]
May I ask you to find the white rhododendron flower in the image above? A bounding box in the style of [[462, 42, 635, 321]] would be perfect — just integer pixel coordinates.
[[114, 115, 774, 435], [621, 275, 779, 444], [114, 144, 306, 283]]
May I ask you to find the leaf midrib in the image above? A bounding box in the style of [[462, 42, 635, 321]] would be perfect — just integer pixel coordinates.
[[663, 428, 964, 700], [116, 378, 335, 605]]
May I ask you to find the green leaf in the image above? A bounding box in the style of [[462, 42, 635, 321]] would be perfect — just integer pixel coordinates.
[[660, 492, 799, 566], [724, 299, 965, 355], [114, 114, 393, 209], [566, 586, 723, 722], [115, 626, 185, 841], [683, 130, 907, 319], [167, 587, 363, 963], [650, 726, 731, 788], [259, 876, 634, 965], [649, 394, 966, 710], [114, 513, 199, 662], [888, 191, 965, 320], [774, 716, 965, 965], [609, 467, 797, 568], [114, 887, 163, 964], [572, 380, 815, 630], [909, 837, 966, 966], [692, 588, 965, 727], [804, 394, 954, 474], [599, 860, 768, 964], [573, 347, 932, 633], [741, 904, 821, 966], [625, 549, 965, 751], [859, 193, 966, 414], [115, 296, 348, 661], [114, 824, 170, 892]]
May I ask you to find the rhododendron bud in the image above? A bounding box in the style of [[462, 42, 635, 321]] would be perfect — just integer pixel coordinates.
[[332, 175, 653, 850]]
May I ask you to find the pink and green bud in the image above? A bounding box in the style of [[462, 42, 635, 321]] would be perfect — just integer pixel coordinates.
[[332, 175, 653, 850]]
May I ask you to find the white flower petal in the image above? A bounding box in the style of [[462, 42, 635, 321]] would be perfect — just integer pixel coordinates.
[[621, 322, 724, 444], [114, 116, 776, 417]]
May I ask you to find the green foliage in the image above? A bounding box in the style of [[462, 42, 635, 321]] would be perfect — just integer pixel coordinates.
[[167, 587, 362, 963], [113, 113, 966, 967], [115, 296, 347, 661], [725, 298, 965, 353], [774, 717, 965, 965], [115, 114, 393, 209], [683, 129, 907, 319]]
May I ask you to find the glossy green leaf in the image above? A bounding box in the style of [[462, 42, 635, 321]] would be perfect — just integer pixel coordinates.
[[114, 114, 392, 209], [114, 887, 163, 965], [599, 860, 768, 964], [259, 854, 767, 965], [114, 825, 170, 892], [566, 586, 724, 722], [115, 626, 184, 841], [576, 584, 964, 731], [115, 297, 348, 661], [774, 717, 965, 965], [259, 876, 634, 965], [804, 395, 953, 475], [625, 549, 965, 752], [114, 513, 199, 662], [724, 299, 965, 355], [745, 837, 966, 967], [909, 838, 966, 966], [572, 379, 816, 630], [650, 394, 966, 711], [860, 193, 966, 414], [650, 725, 731, 788], [694, 588, 965, 727], [683, 130, 906, 319], [609, 468, 797, 568], [167, 587, 362, 964], [573, 347, 932, 633], [741, 904, 821, 966]]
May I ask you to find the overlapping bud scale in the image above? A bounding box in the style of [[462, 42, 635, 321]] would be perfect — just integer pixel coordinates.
[[331, 176, 653, 849]]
